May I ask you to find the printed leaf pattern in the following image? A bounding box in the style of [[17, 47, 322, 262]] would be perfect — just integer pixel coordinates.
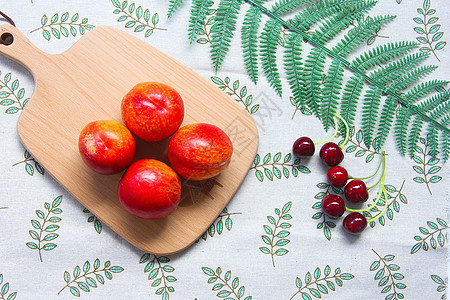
[[259, 201, 292, 267], [312, 182, 343, 240], [189, 0, 216, 44], [431, 274, 447, 300], [0, 71, 29, 114], [362, 181, 407, 227], [176, 0, 450, 161], [201, 207, 241, 240], [211, 76, 260, 114], [202, 266, 252, 300], [337, 126, 383, 163], [112, 0, 165, 37], [411, 217, 449, 254], [12, 150, 45, 176], [411, 136, 442, 194], [140, 254, 176, 299], [82, 208, 103, 234], [31, 12, 94, 40], [413, 0, 446, 61], [251, 152, 311, 182], [290, 266, 354, 300], [370, 250, 406, 300], [0, 273, 17, 300], [58, 259, 124, 297], [26, 195, 62, 262]]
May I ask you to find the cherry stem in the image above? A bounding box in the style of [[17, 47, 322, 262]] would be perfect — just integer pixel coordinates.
[[346, 172, 387, 214], [314, 113, 350, 148], [314, 116, 338, 146], [366, 187, 389, 223], [349, 151, 386, 181], [367, 153, 386, 190]]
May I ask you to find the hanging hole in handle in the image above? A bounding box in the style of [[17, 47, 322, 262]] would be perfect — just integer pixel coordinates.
[[0, 32, 13, 46]]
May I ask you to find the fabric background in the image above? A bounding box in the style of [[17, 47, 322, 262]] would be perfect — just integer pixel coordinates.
[[0, 0, 449, 299]]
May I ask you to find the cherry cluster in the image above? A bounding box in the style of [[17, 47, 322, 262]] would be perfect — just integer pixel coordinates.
[[293, 131, 387, 235]]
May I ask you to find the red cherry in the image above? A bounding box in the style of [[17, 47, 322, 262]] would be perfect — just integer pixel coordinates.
[[344, 180, 369, 203], [321, 194, 346, 218], [319, 142, 344, 166], [327, 166, 348, 188], [293, 137, 315, 157], [343, 212, 367, 234]]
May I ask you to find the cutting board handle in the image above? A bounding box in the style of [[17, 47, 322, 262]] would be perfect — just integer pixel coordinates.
[[0, 24, 48, 73]]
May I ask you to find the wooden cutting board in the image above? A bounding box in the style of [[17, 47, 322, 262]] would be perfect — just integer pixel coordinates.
[[0, 24, 258, 255]]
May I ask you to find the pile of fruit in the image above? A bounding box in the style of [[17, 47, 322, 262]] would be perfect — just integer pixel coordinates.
[[78, 82, 233, 219], [293, 115, 388, 235]]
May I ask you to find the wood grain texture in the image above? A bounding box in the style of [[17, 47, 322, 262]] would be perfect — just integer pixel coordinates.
[[0, 24, 258, 255]]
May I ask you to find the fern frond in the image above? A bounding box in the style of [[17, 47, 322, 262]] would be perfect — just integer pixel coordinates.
[[290, 0, 362, 32], [389, 65, 438, 92], [427, 123, 439, 158], [429, 101, 450, 122], [375, 95, 397, 149], [242, 6, 262, 84], [408, 115, 425, 157], [271, 0, 312, 16], [333, 15, 395, 56], [404, 80, 449, 105], [260, 19, 283, 96], [370, 52, 430, 85], [210, 0, 242, 72], [188, 0, 214, 43], [340, 75, 364, 131], [394, 108, 412, 155], [442, 130, 450, 162], [168, 0, 185, 18], [284, 33, 304, 106], [351, 41, 418, 71], [361, 86, 382, 147], [321, 58, 344, 130], [303, 47, 326, 118], [419, 91, 450, 114]]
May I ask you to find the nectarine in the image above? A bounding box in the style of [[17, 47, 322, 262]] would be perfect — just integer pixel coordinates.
[[118, 159, 181, 219], [78, 120, 136, 175], [121, 82, 184, 142], [168, 123, 233, 181]]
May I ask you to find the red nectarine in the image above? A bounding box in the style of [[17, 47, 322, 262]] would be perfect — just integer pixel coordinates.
[[121, 82, 184, 142], [168, 123, 233, 181], [118, 159, 181, 219], [78, 120, 136, 175]]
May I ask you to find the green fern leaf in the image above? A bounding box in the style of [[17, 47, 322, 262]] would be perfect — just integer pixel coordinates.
[[351, 41, 418, 71], [394, 108, 412, 155], [168, 0, 185, 17], [242, 6, 262, 84], [429, 100, 450, 122], [408, 115, 425, 157], [371, 52, 430, 85], [303, 47, 326, 118], [260, 19, 283, 96], [333, 15, 395, 56], [188, 0, 214, 43], [420, 91, 450, 114], [285, 33, 304, 109], [404, 80, 449, 105], [210, 0, 242, 72], [442, 130, 450, 162], [340, 75, 364, 131], [290, 0, 358, 32], [361, 86, 382, 148], [427, 123, 440, 158], [376, 96, 397, 149], [272, 0, 312, 16], [321, 58, 344, 130], [389, 65, 438, 92], [311, 1, 379, 46]]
